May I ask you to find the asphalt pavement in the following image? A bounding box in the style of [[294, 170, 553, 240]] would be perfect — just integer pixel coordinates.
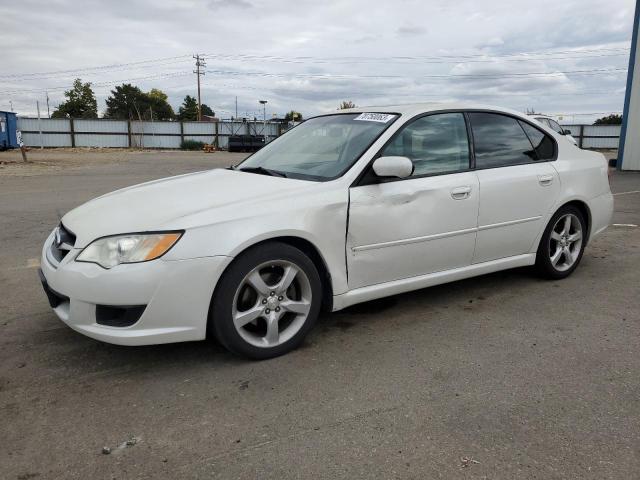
[[1, 150, 638, 479]]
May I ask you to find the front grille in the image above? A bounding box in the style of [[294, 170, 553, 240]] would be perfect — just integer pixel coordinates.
[[49, 223, 76, 265]]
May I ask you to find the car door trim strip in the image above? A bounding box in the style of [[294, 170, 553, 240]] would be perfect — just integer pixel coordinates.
[[351, 216, 541, 252]]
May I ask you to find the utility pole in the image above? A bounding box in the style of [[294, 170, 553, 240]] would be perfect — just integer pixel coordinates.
[[9, 100, 13, 112], [46, 91, 51, 118], [193, 54, 206, 121], [259, 100, 268, 144], [235, 96, 238, 119], [36, 101, 44, 150]]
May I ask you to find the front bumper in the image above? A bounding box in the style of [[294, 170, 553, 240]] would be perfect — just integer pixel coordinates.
[[39, 230, 232, 346]]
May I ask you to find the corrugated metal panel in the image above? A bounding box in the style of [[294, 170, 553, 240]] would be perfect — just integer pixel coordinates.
[[216, 136, 229, 149], [218, 122, 247, 136], [18, 117, 70, 132], [22, 132, 72, 147], [183, 135, 216, 143], [136, 135, 181, 149], [131, 121, 180, 135], [74, 119, 128, 133], [583, 125, 621, 137], [183, 122, 215, 135], [583, 137, 620, 148], [75, 134, 129, 148], [15, 117, 282, 148]]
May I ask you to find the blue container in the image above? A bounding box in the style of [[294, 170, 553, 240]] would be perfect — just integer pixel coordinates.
[[0, 111, 18, 150]]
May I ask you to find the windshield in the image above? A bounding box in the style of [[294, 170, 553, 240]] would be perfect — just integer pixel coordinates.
[[236, 113, 398, 181]]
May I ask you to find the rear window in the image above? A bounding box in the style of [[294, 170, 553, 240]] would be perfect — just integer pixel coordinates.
[[468, 113, 538, 168]]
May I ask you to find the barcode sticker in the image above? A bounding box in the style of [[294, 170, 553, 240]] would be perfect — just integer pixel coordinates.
[[354, 113, 395, 123]]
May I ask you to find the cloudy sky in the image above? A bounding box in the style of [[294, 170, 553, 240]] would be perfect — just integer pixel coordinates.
[[0, 0, 636, 123]]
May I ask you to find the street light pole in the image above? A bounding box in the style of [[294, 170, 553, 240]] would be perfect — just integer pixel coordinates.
[[259, 100, 268, 144]]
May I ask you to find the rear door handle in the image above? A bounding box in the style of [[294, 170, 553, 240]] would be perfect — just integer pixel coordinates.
[[538, 174, 554, 186], [451, 186, 472, 200]]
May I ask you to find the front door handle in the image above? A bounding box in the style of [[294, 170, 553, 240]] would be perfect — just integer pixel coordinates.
[[538, 174, 554, 186], [451, 186, 472, 200]]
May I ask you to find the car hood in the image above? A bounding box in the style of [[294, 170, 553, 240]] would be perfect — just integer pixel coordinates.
[[62, 168, 311, 247]]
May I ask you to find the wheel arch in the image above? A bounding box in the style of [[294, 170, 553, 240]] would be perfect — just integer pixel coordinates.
[[560, 199, 592, 244], [539, 199, 592, 250], [212, 235, 334, 314]]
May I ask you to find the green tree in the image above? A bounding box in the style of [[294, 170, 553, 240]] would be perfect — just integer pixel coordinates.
[[177, 95, 214, 120], [147, 88, 175, 120], [201, 103, 215, 117], [594, 114, 622, 125], [104, 85, 175, 120], [104, 84, 149, 119], [178, 95, 198, 120], [51, 79, 98, 119], [284, 110, 303, 121], [338, 101, 356, 110]]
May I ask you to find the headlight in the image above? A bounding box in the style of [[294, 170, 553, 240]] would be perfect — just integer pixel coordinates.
[[76, 232, 183, 269]]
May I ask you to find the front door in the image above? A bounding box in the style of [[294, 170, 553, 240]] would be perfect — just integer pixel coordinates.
[[346, 112, 480, 289]]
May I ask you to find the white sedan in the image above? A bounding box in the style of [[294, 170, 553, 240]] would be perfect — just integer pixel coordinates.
[[531, 114, 579, 146], [39, 103, 613, 359]]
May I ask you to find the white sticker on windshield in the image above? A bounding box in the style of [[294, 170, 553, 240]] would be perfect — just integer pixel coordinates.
[[354, 113, 395, 123]]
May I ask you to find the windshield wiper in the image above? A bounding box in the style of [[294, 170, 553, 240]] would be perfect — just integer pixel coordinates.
[[237, 166, 287, 178]]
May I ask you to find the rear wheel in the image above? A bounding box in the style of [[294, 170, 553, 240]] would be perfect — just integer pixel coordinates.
[[210, 242, 322, 359], [535, 205, 586, 279]]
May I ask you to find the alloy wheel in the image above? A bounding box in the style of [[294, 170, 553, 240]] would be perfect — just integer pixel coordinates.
[[549, 213, 583, 272], [231, 260, 312, 348]]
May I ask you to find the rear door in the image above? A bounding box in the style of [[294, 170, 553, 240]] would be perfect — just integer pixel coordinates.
[[468, 112, 560, 263]]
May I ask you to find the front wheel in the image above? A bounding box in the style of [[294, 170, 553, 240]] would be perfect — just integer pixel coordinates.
[[210, 242, 322, 360], [535, 205, 586, 279]]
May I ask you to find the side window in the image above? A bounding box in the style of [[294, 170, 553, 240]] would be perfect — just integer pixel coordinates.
[[468, 113, 537, 168], [519, 121, 555, 160], [381, 113, 470, 176], [547, 119, 564, 134], [535, 117, 551, 128]]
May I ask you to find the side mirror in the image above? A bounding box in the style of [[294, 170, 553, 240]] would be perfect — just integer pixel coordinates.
[[372, 156, 414, 178], [562, 129, 571, 135]]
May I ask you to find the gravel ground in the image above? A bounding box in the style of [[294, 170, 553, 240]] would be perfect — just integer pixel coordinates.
[[0, 149, 638, 480]]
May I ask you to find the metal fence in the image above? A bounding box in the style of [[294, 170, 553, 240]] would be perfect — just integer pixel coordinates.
[[560, 124, 621, 149], [16, 117, 621, 151], [17, 117, 284, 150]]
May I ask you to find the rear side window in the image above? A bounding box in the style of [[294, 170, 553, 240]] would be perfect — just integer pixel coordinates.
[[468, 113, 537, 168], [535, 117, 551, 127], [382, 113, 470, 176], [519, 121, 555, 160], [547, 119, 564, 134]]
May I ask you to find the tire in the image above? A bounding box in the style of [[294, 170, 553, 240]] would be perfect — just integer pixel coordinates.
[[535, 205, 586, 279], [209, 241, 322, 360]]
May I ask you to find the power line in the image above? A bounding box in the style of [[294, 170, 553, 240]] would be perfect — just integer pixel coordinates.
[[0, 47, 630, 81], [0, 71, 191, 95], [200, 50, 631, 65], [0, 55, 192, 80], [200, 67, 627, 80]]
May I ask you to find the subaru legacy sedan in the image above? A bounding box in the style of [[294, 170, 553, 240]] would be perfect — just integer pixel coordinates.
[[39, 103, 613, 359]]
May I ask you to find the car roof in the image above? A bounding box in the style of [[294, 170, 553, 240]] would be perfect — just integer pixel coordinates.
[[530, 114, 557, 121], [333, 102, 531, 120]]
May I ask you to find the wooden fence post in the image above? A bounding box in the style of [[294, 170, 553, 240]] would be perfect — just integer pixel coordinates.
[[69, 118, 76, 147], [214, 121, 219, 148], [180, 121, 184, 146], [127, 120, 132, 148], [579, 125, 584, 149]]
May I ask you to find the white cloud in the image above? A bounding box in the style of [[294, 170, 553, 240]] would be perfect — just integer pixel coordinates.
[[0, 0, 634, 122]]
